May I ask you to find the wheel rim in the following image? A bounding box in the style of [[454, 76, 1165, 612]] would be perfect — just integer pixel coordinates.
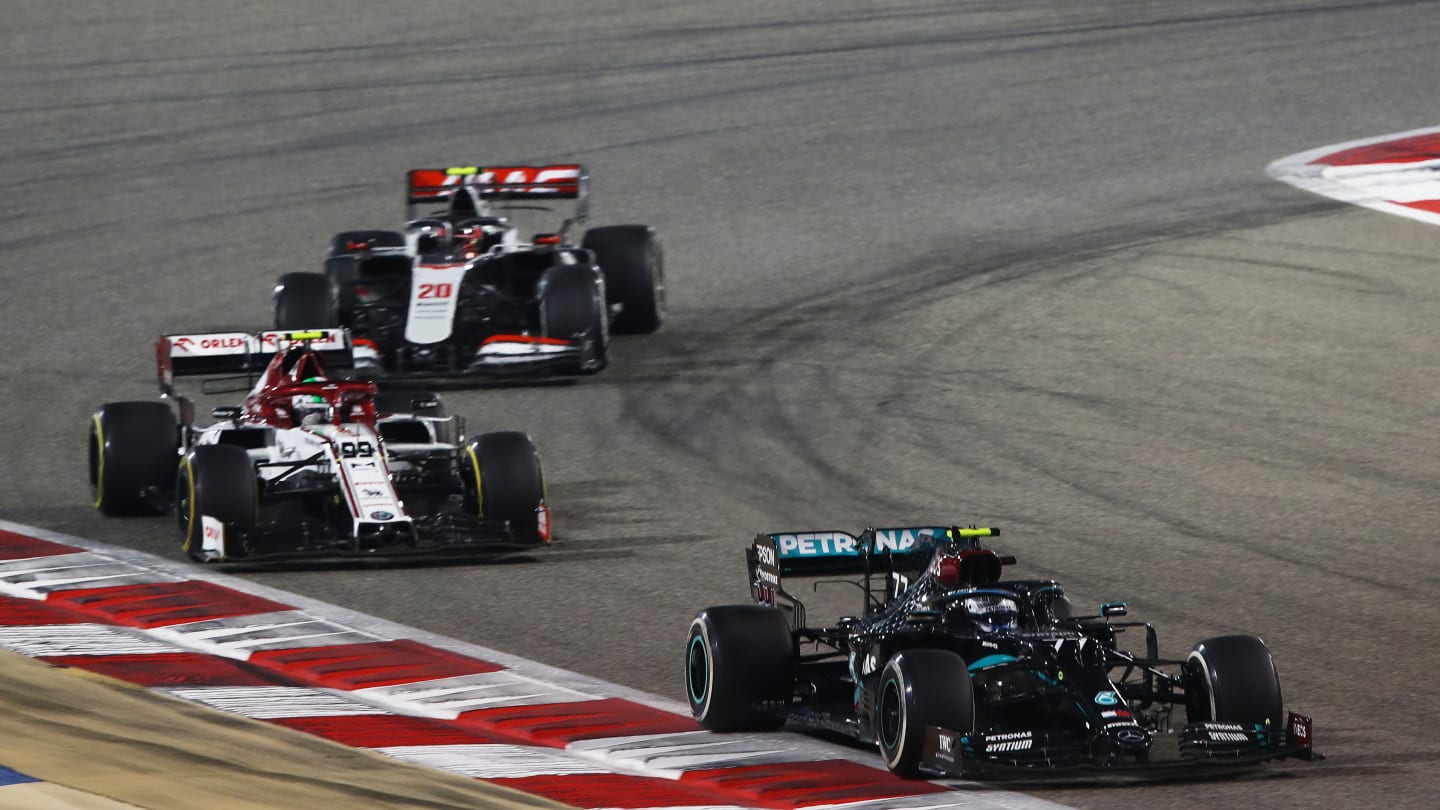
[[686, 634, 710, 707], [879, 675, 903, 751]]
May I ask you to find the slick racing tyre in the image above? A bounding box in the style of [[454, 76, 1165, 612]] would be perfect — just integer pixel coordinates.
[[273, 272, 339, 330], [686, 605, 796, 732], [540, 264, 608, 375], [328, 229, 404, 256], [464, 432, 547, 541], [324, 257, 359, 327], [89, 402, 178, 516], [582, 225, 665, 335], [1186, 635, 1285, 729], [176, 444, 258, 562], [877, 649, 976, 778]]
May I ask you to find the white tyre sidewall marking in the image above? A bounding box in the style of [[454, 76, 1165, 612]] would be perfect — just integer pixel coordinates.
[[880, 655, 910, 770], [1187, 649, 1219, 722], [688, 616, 716, 722]]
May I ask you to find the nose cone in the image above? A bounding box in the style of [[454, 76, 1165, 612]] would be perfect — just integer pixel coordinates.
[[1108, 723, 1151, 750]]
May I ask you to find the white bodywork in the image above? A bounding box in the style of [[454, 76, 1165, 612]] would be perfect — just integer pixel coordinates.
[[404, 262, 471, 344], [193, 416, 455, 559]]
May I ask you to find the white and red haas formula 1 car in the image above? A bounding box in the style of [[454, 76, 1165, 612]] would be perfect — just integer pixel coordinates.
[[87, 329, 550, 562], [273, 164, 665, 379]]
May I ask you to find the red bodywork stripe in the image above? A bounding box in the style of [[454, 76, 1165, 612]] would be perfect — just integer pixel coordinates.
[[479, 334, 572, 347]]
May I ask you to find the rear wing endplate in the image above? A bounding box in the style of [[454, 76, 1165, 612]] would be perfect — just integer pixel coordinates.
[[156, 329, 351, 396]]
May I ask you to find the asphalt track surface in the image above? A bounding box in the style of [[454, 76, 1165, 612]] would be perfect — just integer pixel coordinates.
[[5, 2, 1440, 808]]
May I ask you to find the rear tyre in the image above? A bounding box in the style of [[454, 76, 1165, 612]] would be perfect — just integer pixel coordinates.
[[583, 225, 665, 335], [1186, 635, 1284, 728], [176, 444, 257, 562], [274, 272, 338, 330], [541, 265, 608, 374], [89, 402, 178, 516], [686, 605, 795, 731], [876, 649, 975, 778], [463, 431, 546, 541]]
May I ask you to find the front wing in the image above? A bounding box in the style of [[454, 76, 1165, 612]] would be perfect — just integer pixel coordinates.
[[354, 335, 586, 379], [214, 512, 546, 563], [921, 712, 1321, 778]]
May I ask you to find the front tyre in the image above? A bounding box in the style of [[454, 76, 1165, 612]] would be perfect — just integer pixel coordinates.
[[685, 605, 795, 731], [876, 649, 975, 778], [540, 264, 608, 375], [274, 272, 338, 330], [177, 444, 258, 562], [463, 432, 547, 541], [583, 225, 665, 335], [1186, 635, 1284, 728], [89, 402, 178, 516]]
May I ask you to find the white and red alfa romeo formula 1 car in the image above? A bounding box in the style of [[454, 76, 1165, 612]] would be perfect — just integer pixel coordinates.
[[88, 329, 550, 562]]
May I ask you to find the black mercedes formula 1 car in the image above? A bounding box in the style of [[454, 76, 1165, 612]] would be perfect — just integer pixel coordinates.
[[685, 526, 1320, 778], [272, 164, 664, 379]]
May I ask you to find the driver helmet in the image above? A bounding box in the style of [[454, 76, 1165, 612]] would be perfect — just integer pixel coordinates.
[[454, 218, 507, 257], [961, 593, 1021, 634], [292, 376, 330, 426]]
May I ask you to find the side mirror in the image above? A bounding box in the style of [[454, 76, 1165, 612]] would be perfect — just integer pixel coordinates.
[[211, 405, 243, 421], [1100, 601, 1128, 618], [412, 397, 441, 412]]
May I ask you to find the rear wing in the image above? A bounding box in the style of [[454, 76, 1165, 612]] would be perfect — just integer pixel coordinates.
[[156, 329, 351, 396], [406, 164, 588, 205], [748, 525, 995, 597], [748, 526, 1000, 622]]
